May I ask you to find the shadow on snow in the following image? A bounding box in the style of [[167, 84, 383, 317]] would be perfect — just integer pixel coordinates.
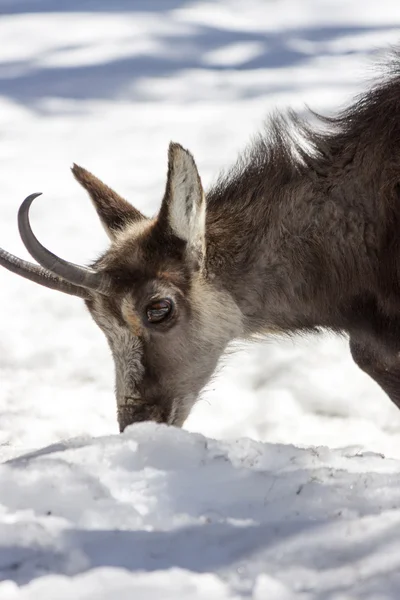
[[0, 20, 398, 105]]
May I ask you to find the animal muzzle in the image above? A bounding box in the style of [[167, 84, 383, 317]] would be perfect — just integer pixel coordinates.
[[117, 397, 171, 432]]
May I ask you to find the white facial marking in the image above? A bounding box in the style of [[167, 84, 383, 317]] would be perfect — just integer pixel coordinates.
[[190, 274, 244, 344]]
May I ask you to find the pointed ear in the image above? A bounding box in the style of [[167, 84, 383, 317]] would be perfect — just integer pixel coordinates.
[[159, 142, 205, 253], [71, 164, 145, 240]]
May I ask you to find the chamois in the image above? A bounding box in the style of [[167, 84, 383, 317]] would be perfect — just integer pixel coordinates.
[[2, 57, 400, 431]]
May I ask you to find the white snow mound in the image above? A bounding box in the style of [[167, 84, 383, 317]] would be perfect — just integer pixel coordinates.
[[1, 423, 400, 598]]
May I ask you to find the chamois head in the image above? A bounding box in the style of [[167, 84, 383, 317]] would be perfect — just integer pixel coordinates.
[[0, 143, 242, 431]]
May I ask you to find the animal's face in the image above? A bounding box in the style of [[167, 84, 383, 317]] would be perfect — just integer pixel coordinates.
[[85, 222, 241, 430], [78, 144, 242, 430], [0, 143, 242, 431], [86, 264, 240, 431]]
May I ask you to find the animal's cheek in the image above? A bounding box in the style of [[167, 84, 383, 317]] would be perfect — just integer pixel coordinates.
[[121, 305, 144, 337]]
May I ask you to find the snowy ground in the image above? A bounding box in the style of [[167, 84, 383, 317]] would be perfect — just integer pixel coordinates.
[[1, 0, 400, 598]]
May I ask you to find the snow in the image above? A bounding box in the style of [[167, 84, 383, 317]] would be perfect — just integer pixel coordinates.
[[2, 425, 400, 599], [1, 0, 400, 598]]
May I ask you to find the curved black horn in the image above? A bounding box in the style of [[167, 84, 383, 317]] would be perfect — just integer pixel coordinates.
[[0, 247, 90, 299], [18, 193, 112, 295]]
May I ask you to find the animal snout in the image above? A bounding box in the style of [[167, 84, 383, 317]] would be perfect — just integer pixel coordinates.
[[117, 397, 170, 432]]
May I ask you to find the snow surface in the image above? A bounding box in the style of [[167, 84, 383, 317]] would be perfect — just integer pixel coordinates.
[[1, 0, 400, 597]]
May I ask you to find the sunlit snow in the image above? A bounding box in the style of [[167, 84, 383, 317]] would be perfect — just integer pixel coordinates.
[[1, 1, 400, 598]]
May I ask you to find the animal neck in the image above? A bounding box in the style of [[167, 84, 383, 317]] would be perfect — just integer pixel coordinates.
[[204, 168, 367, 337], [205, 176, 304, 335]]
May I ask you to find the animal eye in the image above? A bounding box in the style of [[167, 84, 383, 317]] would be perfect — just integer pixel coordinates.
[[146, 298, 173, 324]]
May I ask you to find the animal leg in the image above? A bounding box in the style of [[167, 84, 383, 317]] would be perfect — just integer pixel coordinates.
[[349, 335, 400, 410]]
